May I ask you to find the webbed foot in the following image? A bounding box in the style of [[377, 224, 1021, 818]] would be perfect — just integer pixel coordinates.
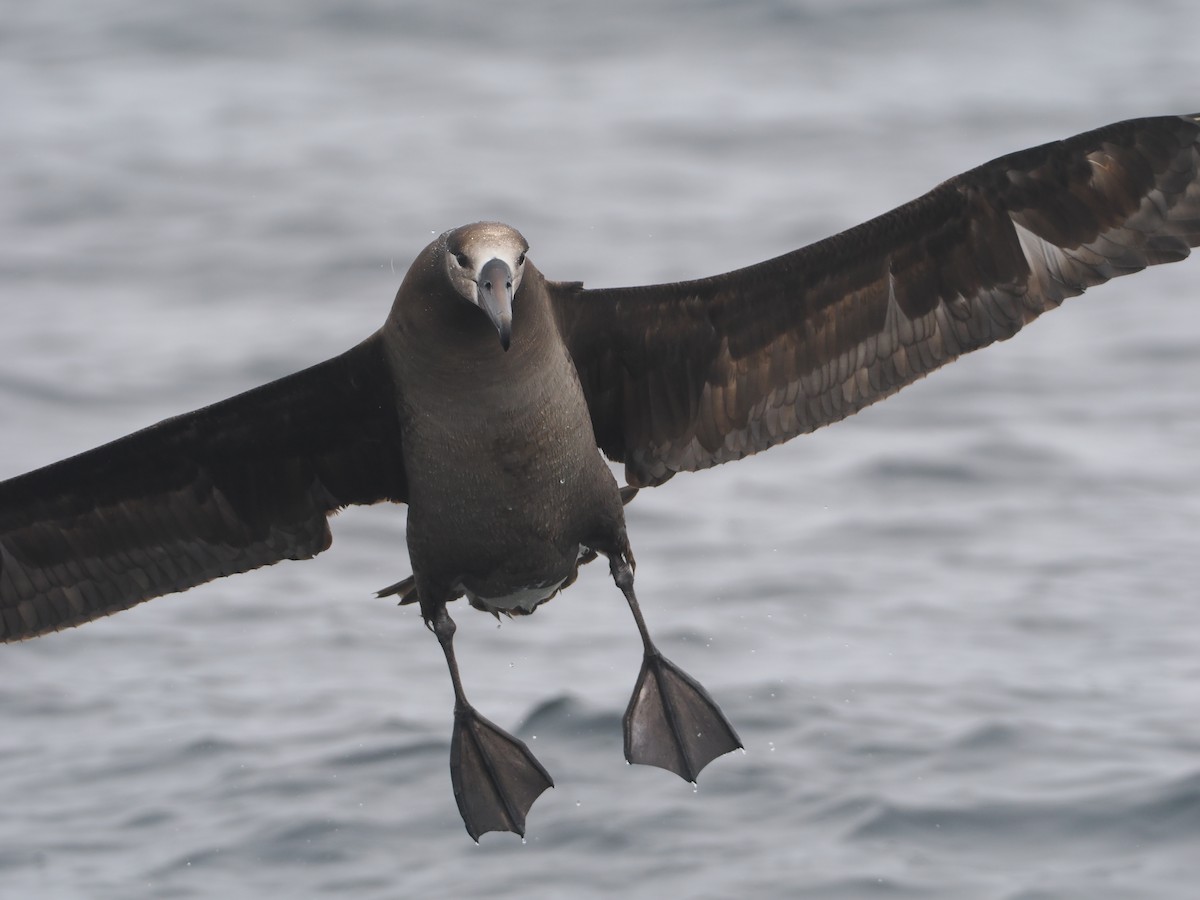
[[610, 551, 741, 782], [451, 705, 554, 840], [624, 648, 742, 781]]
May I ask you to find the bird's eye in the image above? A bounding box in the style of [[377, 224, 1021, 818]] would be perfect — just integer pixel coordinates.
[[516, 252, 526, 265], [453, 252, 469, 267]]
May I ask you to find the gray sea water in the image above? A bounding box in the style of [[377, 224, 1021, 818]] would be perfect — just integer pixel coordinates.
[[3, 1, 1200, 898]]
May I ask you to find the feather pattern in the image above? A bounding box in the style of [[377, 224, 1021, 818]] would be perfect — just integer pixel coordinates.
[[0, 335, 406, 640], [3, 114, 1199, 642], [553, 114, 1200, 486]]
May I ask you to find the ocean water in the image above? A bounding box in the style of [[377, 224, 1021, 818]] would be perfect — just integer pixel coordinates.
[[2, 1, 1199, 898]]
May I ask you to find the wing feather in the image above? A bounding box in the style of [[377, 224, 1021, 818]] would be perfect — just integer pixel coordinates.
[[552, 114, 1200, 486], [0, 333, 406, 640]]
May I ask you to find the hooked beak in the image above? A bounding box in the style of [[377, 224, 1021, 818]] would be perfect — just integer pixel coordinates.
[[477, 257, 514, 351]]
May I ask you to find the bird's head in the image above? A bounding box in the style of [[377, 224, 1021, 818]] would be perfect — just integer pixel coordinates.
[[440, 222, 529, 351]]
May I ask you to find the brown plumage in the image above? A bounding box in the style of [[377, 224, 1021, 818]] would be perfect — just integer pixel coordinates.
[[0, 338, 406, 638], [2, 114, 1198, 839], [555, 114, 1200, 485]]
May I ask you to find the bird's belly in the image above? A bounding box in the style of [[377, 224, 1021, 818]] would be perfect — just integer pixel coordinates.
[[462, 576, 568, 615], [454, 543, 595, 616]]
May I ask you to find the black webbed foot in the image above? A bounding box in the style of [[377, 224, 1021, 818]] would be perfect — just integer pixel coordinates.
[[451, 705, 554, 841], [610, 552, 741, 782], [423, 598, 553, 839], [624, 648, 742, 781]]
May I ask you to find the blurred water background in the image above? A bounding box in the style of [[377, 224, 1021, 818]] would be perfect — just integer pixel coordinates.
[[2, 1, 1199, 898]]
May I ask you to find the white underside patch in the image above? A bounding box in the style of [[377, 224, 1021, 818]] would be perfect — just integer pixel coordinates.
[[464, 576, 568, 614]]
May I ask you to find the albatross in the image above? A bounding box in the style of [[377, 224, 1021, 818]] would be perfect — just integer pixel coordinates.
[[2, 114, 1199, 840]]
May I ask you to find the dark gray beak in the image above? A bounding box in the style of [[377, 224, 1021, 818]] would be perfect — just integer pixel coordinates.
[[477, 258, 514, 351]]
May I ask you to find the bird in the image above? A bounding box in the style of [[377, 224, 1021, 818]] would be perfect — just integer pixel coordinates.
[[2, 113, 1198, 840]]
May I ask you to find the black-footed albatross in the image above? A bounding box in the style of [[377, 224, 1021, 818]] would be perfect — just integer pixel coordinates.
[[3, 114, 1199, 839]]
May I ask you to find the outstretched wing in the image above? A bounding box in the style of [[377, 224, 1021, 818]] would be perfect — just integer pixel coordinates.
[[552, 114, 1200, 487], [0, 333, 406, 641]]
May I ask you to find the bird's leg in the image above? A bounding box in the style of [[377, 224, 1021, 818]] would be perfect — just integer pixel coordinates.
[[424, 601, 553, 840], [610, 553, 742, 782]]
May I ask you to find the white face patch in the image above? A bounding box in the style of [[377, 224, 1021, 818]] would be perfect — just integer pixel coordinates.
[[442, 222, 530, 307]]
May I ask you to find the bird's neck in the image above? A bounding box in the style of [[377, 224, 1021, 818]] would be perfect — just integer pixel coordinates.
[[384, 265, 568, 409]]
